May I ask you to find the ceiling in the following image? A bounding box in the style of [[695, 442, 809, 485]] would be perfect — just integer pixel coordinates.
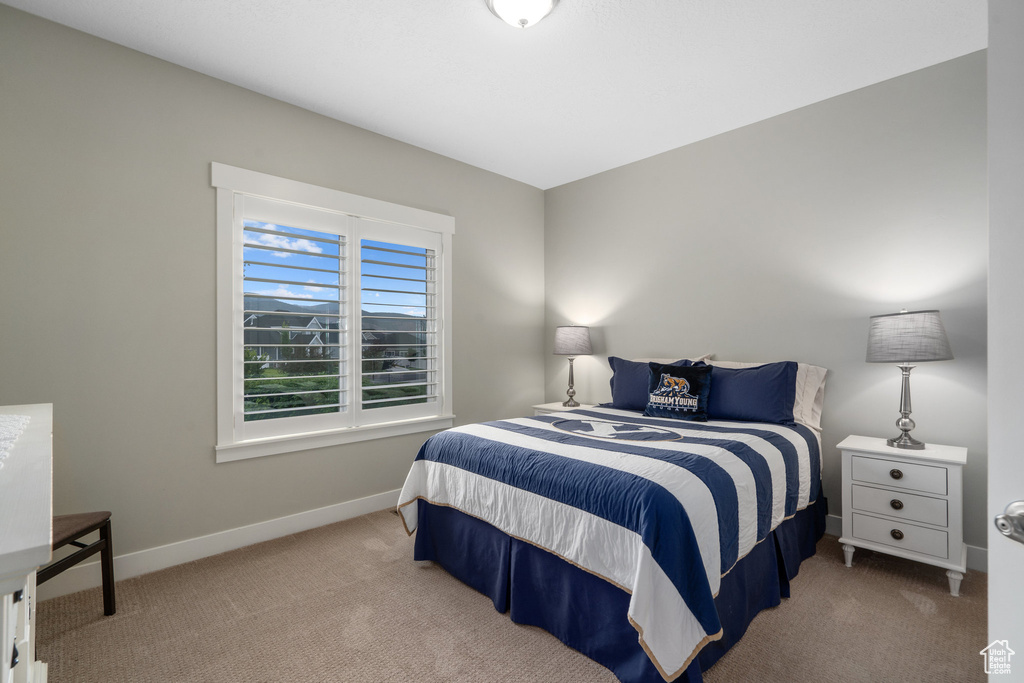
[[4, 0, 987, 189]]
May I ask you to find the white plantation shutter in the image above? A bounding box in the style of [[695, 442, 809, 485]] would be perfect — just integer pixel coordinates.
[[213, 163, 453, 461], [235, 196, 351, 442], [242, 220, 347, 422], [359, 236, 439, 418]]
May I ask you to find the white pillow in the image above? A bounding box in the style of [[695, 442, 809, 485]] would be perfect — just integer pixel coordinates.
[[706, 359, 827, 430]]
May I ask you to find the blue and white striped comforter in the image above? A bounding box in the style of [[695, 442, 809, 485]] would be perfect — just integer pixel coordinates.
[[398, 406, 821, 681]]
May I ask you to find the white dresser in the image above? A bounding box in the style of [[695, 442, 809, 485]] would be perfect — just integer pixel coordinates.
[[0, 404, 52, 683], [837, 435, 967, 596]]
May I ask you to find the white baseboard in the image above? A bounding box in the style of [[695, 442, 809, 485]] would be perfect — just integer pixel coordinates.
[[825, 512, 843, 538], [37, 488, 402, 602], [824, 513, 987, 572], [966, 544, 988, 572]]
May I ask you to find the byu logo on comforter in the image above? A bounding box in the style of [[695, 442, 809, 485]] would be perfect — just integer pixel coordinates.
[[648, 374, 699, 412], [551, 418, 682, 441]]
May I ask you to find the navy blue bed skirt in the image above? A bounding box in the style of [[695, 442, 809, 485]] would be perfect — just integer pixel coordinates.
[[414, 497, 827, 682]]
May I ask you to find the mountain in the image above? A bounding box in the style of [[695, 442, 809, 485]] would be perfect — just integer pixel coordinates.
[[244, 296, 426, 332]]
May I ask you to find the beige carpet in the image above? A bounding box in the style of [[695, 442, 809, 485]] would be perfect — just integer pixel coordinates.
[[37, 509, 986, 682]]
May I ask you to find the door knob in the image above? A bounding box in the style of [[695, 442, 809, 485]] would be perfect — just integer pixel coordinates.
[[994, 500, 1024, 545]]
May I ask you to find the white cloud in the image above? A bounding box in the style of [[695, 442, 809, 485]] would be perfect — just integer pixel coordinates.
[[250, 231, 325, 258], [252, 286, 313, 300]]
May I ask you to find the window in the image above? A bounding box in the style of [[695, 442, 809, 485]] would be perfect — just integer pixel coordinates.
[[359, 238, 439, 415], [213, 164, 453, 461]]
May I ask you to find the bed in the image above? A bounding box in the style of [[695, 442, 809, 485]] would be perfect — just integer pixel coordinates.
[[397, 358, 827, 682]]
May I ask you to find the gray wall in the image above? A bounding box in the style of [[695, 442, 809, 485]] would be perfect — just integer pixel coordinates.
[[0, 5, 990, 560], [544, 53, 989, 550], [0, 6, 546, 555]]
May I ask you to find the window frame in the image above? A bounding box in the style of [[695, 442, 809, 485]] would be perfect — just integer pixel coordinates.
[[213, 163, 454, 462]]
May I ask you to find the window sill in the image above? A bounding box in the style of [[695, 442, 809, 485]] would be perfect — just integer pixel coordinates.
[[215, 414, 455, 463]]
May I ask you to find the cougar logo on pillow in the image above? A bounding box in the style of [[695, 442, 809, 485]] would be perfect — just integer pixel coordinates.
[[649, 373, 699, 412]]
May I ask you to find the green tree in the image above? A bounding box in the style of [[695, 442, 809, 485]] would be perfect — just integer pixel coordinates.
[[244, 348, 269, 378]]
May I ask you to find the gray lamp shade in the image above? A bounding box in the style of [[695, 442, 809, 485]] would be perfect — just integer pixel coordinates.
[[553, 326, 592, 356], [866, 310, 953, 363]]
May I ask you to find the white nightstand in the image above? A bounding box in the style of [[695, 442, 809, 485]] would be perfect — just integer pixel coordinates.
[[837, 435, 967, 596], [532, 402, 594, 416]]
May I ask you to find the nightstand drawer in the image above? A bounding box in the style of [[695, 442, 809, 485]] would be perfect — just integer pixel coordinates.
[[851, 512, 948, 559], [851, 455, 947, 495], [851, 484, 948, 527]]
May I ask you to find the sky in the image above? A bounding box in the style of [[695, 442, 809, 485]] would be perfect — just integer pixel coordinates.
[[242, 220, 431, 317]]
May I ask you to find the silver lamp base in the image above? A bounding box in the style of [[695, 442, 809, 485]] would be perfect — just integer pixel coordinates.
[[887, 432, 925, 450], [562, 356, 580, 407], [887, 364, 926, 449]]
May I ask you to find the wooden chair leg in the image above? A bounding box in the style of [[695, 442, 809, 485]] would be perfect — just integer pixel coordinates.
[[99, 519, 116, 615]]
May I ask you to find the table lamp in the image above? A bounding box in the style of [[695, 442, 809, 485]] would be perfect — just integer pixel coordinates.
[[553, 326, 592, 408], [866, 309, 953, 449]]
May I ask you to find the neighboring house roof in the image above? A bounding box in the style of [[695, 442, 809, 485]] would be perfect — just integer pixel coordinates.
[[245, 296, 427, 351]]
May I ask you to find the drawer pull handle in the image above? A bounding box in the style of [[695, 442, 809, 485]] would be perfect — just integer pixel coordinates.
[[890, 499, 904, 511], [891, 529, 904, 540], [889, 468, 904, 480]]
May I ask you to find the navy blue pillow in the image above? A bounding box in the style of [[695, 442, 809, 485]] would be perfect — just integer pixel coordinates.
[[608, 356, 691, 411], [706, 361, 798, 424], [643, 363, 712, 421]]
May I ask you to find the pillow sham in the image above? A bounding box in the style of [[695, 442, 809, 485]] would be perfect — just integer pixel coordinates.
[[631, 353, 713, 364], [705, 361, 798, 424], [607, 356, 691, 411], [708, 359, 827, 429], [643, 362, 712, 421]]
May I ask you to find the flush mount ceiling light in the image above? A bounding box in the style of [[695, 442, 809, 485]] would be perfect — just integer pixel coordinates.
[[486, 0, 559, 28]]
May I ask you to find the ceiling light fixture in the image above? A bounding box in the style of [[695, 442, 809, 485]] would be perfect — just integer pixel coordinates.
[[486, 0, 559, 29]]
